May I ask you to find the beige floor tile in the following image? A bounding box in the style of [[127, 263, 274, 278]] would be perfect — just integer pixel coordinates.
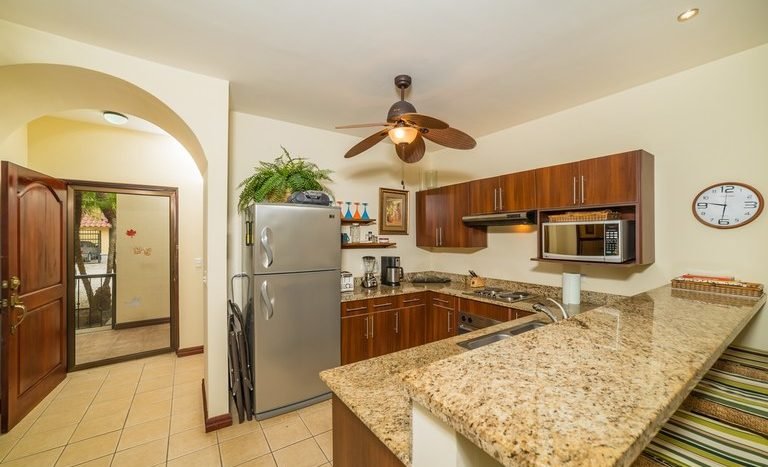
[[173, 369, 202, 385], [298, 402, 331, 436], [75, 454, 113, 466], [125, 398, 172, 427], [117, 416, 169, 451], [83, 396, 133, 422], [166, 444, 221, 467], [218, 429, 271, 467], [55, 431, 120, 467], [112, 438, 167, 467], [136, 375, 173, 394], [272, 438, 327, 467], [142, 365, 175, 380], [169, 408, 204, 434], [133, 386, 173, 405], [0, 446, 63, 467], [261, 413, 312, 451], [314, 431, 332, 462], [171, 393, 202, 414], [216, 419, 261, 443], [238, 453, 277, 467], [167, 425, 218, 460], [4, 423, 77, 461], [0, 435, 20, 461], [172, 380, 200, 398], [70, 411, 126, 443], [92, 384, 137, 404], [25, 412, 82, 436]]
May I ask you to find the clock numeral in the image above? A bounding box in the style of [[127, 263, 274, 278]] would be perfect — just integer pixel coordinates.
[[703, 195, 709, 200], [744, 201, 758, 209], [734, 218, 740, 222], [745, 211, 752, 216], [721, 185, 735, 194], [700, 211, 706, 215], [696, 202, 708, 209], [718, 218, 730, 226]]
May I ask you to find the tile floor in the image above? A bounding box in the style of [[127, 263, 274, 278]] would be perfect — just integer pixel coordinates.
[[0, 352, 333, 466], [76, 323, 171, 365]]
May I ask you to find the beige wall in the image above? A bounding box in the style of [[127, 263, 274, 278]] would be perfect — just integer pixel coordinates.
[[0, 125, 28, 165], [228, 112, 432, 279], [27, 117, 204, 348], [431, 44, 768, 349], [115, 193, 171, 323]]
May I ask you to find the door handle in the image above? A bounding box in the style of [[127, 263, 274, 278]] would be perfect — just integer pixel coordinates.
[[572, 177, 577, 205], [581, 175, 585, 204], [447, 311, 452, 333], [260, 281, 274, 320], [498, 187, 503, 211], [364, 316, 369, 339], [493, 188, 497, 211], [260, 227, 273, 268], [435, 228, 439, 247], [395, 311, 399, 334], [8, 276, 27, 335]]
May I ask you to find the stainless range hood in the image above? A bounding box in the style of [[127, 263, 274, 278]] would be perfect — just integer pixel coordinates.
[[462, 211, 537, 226]]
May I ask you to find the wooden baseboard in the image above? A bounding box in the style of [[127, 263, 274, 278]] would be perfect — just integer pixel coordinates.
[[176, 345, 204, 357], [113, 317, 170, 330], [202, 378, 232, 433]]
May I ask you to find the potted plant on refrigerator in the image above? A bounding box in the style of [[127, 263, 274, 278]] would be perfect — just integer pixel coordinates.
[[237, 147, 333, 211]]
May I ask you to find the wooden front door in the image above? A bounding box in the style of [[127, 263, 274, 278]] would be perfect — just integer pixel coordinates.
[[1, 162, 67, 433]]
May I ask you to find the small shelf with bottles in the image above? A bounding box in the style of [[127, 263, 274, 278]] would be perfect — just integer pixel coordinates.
[[341, 218, 376, 226], [342, 242, 396, 249]]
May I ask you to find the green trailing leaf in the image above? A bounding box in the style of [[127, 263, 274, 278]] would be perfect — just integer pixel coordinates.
[[238, 147, 333, 211]]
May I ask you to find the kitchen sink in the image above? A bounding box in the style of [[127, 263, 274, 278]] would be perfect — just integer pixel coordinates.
[[457, 321, 548, 350]]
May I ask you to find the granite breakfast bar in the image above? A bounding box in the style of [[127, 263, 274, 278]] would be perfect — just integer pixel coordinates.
[[320, 284, 766, 466]]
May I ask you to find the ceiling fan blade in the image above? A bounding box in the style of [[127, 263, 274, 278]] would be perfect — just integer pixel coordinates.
[[399, 113, 449, 130], [344, 130, 389, 158], [336, 123, 392, 129], [422, 127, 477, 150], [395, 134, 426, 163]]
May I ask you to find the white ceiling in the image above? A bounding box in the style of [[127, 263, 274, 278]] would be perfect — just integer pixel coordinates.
[[3, 0, 768, 139]]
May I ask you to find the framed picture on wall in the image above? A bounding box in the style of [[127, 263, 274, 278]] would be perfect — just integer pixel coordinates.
[[379, 188, 408, 235]]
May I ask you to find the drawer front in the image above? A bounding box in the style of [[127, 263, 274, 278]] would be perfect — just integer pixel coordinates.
[[514, 309, 534, 320], [430, 292, 456, 309], [371, 296, 398, 312], [461, 298, 511, 322], [399, 292, 426, 308], [341, 299, 371, 317]]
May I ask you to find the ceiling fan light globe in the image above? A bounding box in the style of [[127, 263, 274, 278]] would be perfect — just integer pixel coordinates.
[[388, 126, 418, 145]]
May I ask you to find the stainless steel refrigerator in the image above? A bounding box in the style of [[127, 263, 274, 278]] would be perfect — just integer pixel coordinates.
[[242, 203, 340, 419]]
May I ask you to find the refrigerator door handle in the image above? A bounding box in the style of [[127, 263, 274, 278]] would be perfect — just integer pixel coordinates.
[[260, 281, 274, 320], [260, 227, 274, 268]]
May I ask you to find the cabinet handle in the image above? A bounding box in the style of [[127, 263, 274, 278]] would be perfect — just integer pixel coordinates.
[[499, 187, 503, 210], [439, 227, 442, 246], [447, 311, 452, 333], [403, 298, 421, 303], [370, 314, 374, 338], [435, 228, 439, 247], [346, 306, 367, 312], [395, 311, 399, 334], [433, 298, 450, 304], [373, 302, 392, 308], [364, 316, 369, 339], [493, 188, 498, 211], [581, 175, 585, 204], [572, 177, 577, 205]]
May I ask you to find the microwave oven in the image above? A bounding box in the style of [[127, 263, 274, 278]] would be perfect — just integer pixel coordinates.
[[542, 219, 635, 263]]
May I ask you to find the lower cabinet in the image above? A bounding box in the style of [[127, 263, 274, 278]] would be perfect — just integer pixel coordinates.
[[426, 292, 457, 343]]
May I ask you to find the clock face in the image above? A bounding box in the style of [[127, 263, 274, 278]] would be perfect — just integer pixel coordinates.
[[692, 182, 763, 229]]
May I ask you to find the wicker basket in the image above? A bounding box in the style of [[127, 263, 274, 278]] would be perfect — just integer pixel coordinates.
[[671, 278, 764, 297], [548, 210, 621, 223]]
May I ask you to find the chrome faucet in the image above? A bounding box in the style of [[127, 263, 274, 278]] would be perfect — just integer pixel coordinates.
[[532, 298, 569, 322]]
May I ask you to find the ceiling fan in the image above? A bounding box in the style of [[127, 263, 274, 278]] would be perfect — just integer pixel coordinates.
[[336, 75, 476, 163]]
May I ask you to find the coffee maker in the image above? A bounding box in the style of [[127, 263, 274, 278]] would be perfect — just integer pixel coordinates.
[[381, 256, 403, 286], [361, 256, 378, 288]]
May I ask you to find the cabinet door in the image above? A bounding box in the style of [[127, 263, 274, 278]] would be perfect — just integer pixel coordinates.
[[371, 311, 398, 358], [468, 177, 500, 215], [461, 298, 511, 322], [499, 170, 537, 211], [416, 189, 438, 247], [579, 152, 638, 205], [441, 183, 487, 248], [398, 305, 426, 350], [341, 314, 370, 365], [535, 162, 579, 209]]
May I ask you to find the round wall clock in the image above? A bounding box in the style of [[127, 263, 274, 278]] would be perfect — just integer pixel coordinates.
[[692, 182, 763, 229]]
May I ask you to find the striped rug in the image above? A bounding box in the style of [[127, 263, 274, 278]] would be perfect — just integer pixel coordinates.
[[641, 410, 768, 466]]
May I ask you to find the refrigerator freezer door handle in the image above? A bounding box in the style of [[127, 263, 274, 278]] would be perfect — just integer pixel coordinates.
[[260, 281, 274, 320], [260, 227, 274, 268]]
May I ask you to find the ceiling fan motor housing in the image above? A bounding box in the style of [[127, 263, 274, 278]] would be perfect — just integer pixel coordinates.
[[387, 100, 417, 123]]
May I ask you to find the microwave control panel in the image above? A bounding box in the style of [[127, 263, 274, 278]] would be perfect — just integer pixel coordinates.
[[604, 224, 620, 256]]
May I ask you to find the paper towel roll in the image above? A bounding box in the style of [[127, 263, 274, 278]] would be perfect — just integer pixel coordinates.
[[562, 272, 581, 305]]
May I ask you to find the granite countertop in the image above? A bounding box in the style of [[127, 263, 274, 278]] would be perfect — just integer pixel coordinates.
[[402, 286, 766, 466], [321, 284, 766, 466]]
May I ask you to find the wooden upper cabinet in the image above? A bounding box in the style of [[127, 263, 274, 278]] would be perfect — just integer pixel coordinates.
[[469, 170, 536, 214], [416, 183, 486, 248], [535, 162, 580, 209], [536, 151, 644, 209], [579, 152, 638, 206]]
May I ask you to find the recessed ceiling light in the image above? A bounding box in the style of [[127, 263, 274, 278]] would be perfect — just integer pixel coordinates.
[[677, 8, 699, 22], [103, 111, 128, 125]]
